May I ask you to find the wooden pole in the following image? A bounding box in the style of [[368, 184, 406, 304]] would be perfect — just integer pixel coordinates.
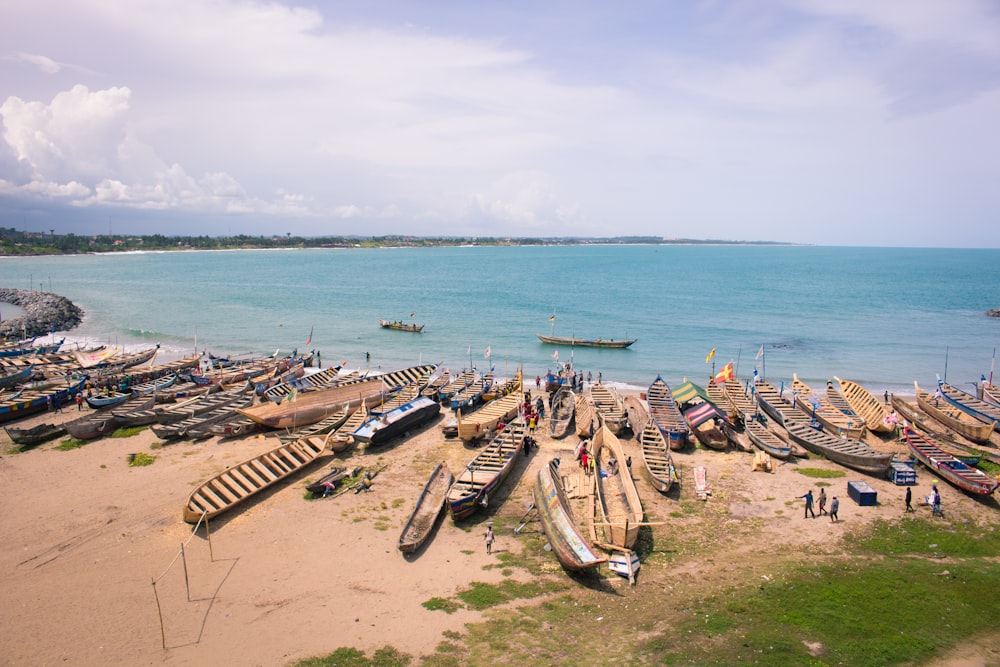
[[181, 543, 191, 602], [152, 579, 166, 650], [205, 513, 214, 562]]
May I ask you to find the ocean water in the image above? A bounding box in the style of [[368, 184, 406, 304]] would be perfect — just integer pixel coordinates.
[[2, 245, 998, 397]]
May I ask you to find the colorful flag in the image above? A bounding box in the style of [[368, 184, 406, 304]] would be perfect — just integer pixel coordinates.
[[410, 312, 414, 318], [715, 361, 734, 385], [285, 388, 297, 403], [484, 346, 491, 359], [552, 350, 559, 360], [305, 325, 314, 346], [549, 314, 555, 321], [705, 348, 715, 363], [755, 344, 764, 360]]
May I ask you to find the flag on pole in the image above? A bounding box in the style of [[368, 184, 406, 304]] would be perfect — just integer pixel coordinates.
[[755, 344, 764, 360], [549, 314, 555, 321], [410, 312, 414, 318], [484, 346, 491, 359], [552, 350, 559, 360], [705, 348, 716, 363], [715, 361, 734, 385], [305, 325, 314, 346]]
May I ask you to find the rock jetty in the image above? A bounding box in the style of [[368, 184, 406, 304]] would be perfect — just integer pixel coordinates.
[[0, 288, 83, 338], [988, 308, 1000, 318]]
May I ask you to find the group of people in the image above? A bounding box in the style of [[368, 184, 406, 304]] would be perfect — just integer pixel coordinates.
[[798, 488, 839, 523]]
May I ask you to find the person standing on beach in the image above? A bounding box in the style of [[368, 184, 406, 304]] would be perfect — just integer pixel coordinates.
[[484, 525, 495, 555], [884, 390, 889, 404], [830, 496, 839, 523], [818, 488, 827, 516], [798, 490, 816, 518], [905, 487, 914, 512]]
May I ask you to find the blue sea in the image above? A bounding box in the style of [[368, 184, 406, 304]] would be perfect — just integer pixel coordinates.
[[2, 246, 998, 397]]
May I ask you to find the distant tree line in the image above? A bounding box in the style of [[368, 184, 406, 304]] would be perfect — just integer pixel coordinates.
[[0, 227, 787, 255]]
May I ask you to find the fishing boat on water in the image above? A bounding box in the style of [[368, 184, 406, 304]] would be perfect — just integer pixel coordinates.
[[447, 417, 527, 520], [535, 334, 636, 349], [904, 427, 999, 495], [379, 319, 424, 333], [533, 458, 607, 572], [398, 462, 453, 554], [646, 376, 689, 450]]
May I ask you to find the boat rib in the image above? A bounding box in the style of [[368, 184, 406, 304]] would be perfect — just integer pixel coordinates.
[[548, 387, 576, 439], [590, 383, 627, 434], [638, 417, 678, 493]]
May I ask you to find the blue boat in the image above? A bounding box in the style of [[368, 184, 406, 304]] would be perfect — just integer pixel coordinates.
[[0, 375, 87, 424], [0, 338, 64, 358], [938, 380, 1000, 433], [352, 397, 441, 446]]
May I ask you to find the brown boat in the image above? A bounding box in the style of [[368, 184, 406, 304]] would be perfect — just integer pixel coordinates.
[[397, 462, 453, 554]]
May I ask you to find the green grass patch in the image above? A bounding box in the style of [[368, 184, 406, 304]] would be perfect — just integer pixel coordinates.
[[978, 459, 1000, 476], [855, 518, 1000, 558], [456, 579, 561, 611], [422, 597, 461, 614], [294, 645, 412, 667], [110, 426, 145, 438], [127, 452, 156, 467], [796, 467, 847, 479], [55, 439, 86, 450]]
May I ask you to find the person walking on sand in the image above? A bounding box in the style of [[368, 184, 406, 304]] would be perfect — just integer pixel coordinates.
[[818, 488, 827, 516], [905, 486, 914, 512], [798, 490, 816, 518], [484, 524, 495, 555], [830, 496, 839, 523]]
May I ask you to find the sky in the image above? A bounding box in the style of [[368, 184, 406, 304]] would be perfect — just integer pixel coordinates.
[[1, 1, 998, 247]]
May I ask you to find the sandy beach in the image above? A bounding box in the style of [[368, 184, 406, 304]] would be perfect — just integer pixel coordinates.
[[2, 382, 999, 666]]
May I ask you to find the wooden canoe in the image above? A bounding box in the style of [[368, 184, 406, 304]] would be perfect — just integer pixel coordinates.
[[398, 462, 453, 553], [327, 404, 370, 452], [65, 394, 155, 440], [548, 386, 575, 439], [3, 422, 65, 448], [447, 417, 527, 520], [237, 377, 391, 429], [592, 424, 643, 549], [456, 392, 521, 442], [379, 319, 424, 333], [904, 427, 999, 495], [646, 376, 689, 450], [791, 374, 865, 439], [575, 393, 597, 438], [745, 419, 792, 460], [183, 436, 328, 523], [937, 381, 1000, 432], [915, 382, 994, 443], [834, 377, 894, 433], [750, 381, 796, 427], [536, 333, 636, 348], [891, 396, 1000, 466], [637, 417, 678, 493], [722, 378, 758, 421], [590, 383, 627, 434], [783, 417, 893, 475], [533, 458, 607, 572], [277, 406, 351, 442], [623, 396, 648, 439]]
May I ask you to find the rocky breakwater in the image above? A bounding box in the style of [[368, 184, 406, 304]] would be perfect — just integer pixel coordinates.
[[0, 288, 83, 338], [989, 308, 1000, 318]]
